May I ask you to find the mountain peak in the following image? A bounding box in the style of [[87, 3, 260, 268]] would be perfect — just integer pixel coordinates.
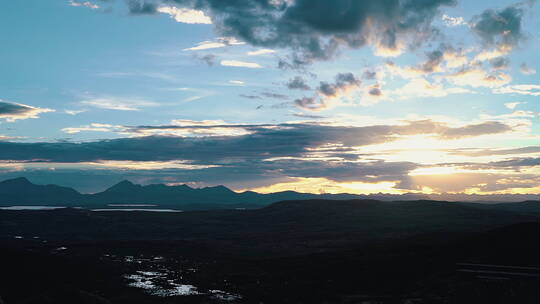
[[104, 180, 140, 192], [203, 185, 235, 194], [0, 177, 33, 186], [117, 180, 135, 186]]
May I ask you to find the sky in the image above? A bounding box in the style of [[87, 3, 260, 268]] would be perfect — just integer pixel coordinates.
[[0, 0, 539, 194]]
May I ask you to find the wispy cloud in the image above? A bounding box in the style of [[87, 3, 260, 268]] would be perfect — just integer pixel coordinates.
[[446, 68, 511, 88], [393, 78, 465, 99], [64, 109, 87, 116], [80, 97, 159, 111], [494, 85, 540, 96], [68, 0, 99, 9], [183, 95, 203, 102], [505, 102, 523, 110], [247, 49, 276, 56], [183, 37, 244, 51], [62, 123, 127, 134], [97, 72, 179, 82], [220, 60, 263, 69]]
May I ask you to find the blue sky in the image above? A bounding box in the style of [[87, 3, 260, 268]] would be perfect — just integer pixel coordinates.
[[0, 0, 539, 194]]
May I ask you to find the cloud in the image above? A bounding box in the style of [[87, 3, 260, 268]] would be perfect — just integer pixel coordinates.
[[368, 85, 383, 97], [494, 84, 540, 96], [64, 109, 87, 116], [0, 135, 18, 141], [124, 0, 457, 64], [437, 121, 513, 140], [68, 0, 99, 9], [392, 78, 472, 99], [62, 123, 128, 134], [240, 94, 262, 100], [156, 6, 212, 24], [362, 70, 378, 80], [520, 63, 537, 75], [473, 48, 509, 62], [286, 76, 311, 90], [471, 5, 525, 51], [194, 54, 217, 66], [247, 49, 276, 56], [97, 71, 179, 82], [220, 60, 263, 69], [0, 117, 529, 193], [291, 113, 327, 119], [446, 68, 511, 88], [504, 102, 523, 110], [451, 146, 540, 157], [261, 92, 289, 100], [389, 44, 468, 76], [0, 100, 54, 122], [489, 57, 510, 70], [183, 37, 244, 51], [488, 157, 540, 168], [295, 72, 361, 110], [0, 119, 517, 164], [442, 14, 466, 27], [229, 80, 245, 85], [479, 110, 535, 121], [80, 96, 160, 111]]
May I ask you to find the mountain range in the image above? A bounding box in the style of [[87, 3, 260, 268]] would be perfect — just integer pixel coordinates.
[[0, 177, 428, 209], [1, 177, 539, 210]]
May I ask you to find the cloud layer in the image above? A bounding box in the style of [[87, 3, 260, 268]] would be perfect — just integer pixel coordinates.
[[0, 101, 54, 122]]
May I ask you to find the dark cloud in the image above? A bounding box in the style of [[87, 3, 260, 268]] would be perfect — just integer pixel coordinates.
[[438, 121, 512, 139], [266, 159, 418, 183], [520, 62, 536, 75], [0, 102, 35, 116], [295, 72, 361, 110], [127, 0, 157, 14], [409, 44, 465, 74], [0, 120, 516, 164], [261, 92, 290, 100], [451, 146, 540, 157], [240, 92, 289, 100], [126, 0, 456, 63], [294, 97, 319, 110], [239, 94, 262, 100], [368, 86, 382, 96], [286, 76, 311, 90], [335, 72, 361, 86], [488, 157, 540, 168], [471, 5, 525, 50], [490, 57, 510, 70], [291, 113, 327, 119], [0, 119, 519, 192], [362, 70, 377, 80], [0, 101, 53, 121], [195, 54, 217, 66], [419, 48, 445, 72]]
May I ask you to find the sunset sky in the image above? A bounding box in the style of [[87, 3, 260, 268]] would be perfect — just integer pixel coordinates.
[[1, 0, 539, 194]]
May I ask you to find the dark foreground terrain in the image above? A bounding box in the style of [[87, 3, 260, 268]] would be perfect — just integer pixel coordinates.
[[2, 199, 540, 303]]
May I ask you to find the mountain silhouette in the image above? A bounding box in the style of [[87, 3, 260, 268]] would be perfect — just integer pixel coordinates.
[[4, 177, 538, 210], [0, 177, 433, 209], [0, 177, 82, 205]]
